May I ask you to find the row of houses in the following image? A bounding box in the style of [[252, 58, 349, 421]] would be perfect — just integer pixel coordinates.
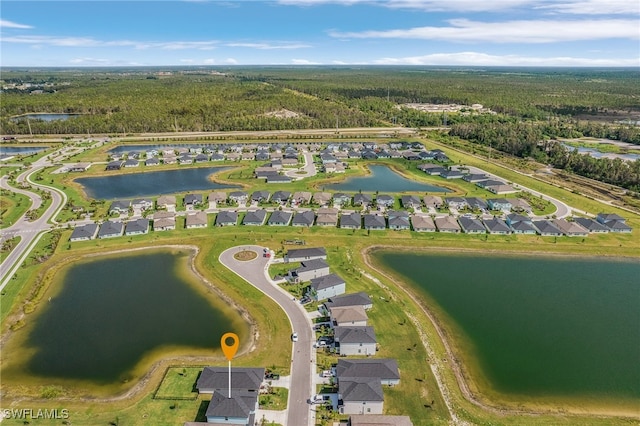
[[70, 211, 632, 242], [281, 247, 401, 415], [109, 191, 533, 215], [188, 364, 411, 425], [417, 164, 518, 194], [317, 147, 449, 163]]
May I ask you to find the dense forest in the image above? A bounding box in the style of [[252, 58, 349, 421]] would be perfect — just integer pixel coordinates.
[[1, 66, 639, 189]]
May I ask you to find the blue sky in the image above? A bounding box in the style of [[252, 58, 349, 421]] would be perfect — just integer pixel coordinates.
[[1, 0, 639, 67]]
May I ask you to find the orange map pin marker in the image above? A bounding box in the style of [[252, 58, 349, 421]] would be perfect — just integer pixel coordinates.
[[221, 332, 239, 361]]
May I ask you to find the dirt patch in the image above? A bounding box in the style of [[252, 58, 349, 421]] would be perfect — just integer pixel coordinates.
[[262, 109, 301, 119], [234, 250, 257, 261]]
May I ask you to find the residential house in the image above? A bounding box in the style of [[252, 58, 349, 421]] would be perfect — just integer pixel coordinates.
[[163, 155, 177, 164], [333, 193, 352, 206], [313, 192, 332, 206], [533, 220, 563, 236], [208, 191, 227, 206], [106, 160, 123, 171], [363, 214, 386, 230], [98, 221, 124, 239], [360, 150, 378, 160], [573, 217, 609, 233], [596, 213, 632, 233], [251, 191, 271, 203], [485, 184, 517, 195], [210, 153, 225, 161], [255, 151, 270, 162], [132, 198, 153, 211], [69, 163, 91, 172], [387, 211, 410, 230], [292, 191, 312, 205], [418, 163, 446, 176], [178, 155, 193, 165], [334, 326, 377, 356], [444, 197, 467, 210], [109, 200, 131, 215], [465, 197, 488, 211], [462, 173, 488, 183], [285, 247, 327, 263], [241, 152, 255, 161], [185, 211, 208, 229], [353, 193, 373, 207], [69, 223, 98, 242], [184, 193, 203, 207], [215, 210, 238, 226], [458, 216, 486, 234], [507, 198, 533, 214], [195, 153, 209, 163], [336, 359, 400, 415], [553, 219, 589, 237], [435, 216, 461, 233], [423, 195, 443, 209], [487, 198, 512, 212], [281, 158, 298, 167], [243, 210, 267, 226], [156, 195, 176, 211], [330, 305, 368, 327], [309, 274, 346, 301], [316, 208, 339, 227], [476, 179, 505, 189], [267, 210, 292, 226], [411, 215, 437, 232], [440, 169, 465, 179], [125, 218, 149, 235], [255, 167, 278, 179], [483, 217, 511, 234], [323, 292, 373, 313], [340, 212, 362, 229], [266, 174, 292, 184], [375, 194, 395, 208], [228, 191, 248, 205], [506, 214, 536, 234], [271, 191, 292, 204], [153, 211, 176, 231], [400, 195, 421, 210], [320, 153, 338, 164], [292, 210, 315, 227], [287, 258, 330, 283], [196, 367, 264, 426], [145, 158, 160, 166]]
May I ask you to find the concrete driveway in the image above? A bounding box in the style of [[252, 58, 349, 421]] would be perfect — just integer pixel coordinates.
[[219, 245, 314, 426]]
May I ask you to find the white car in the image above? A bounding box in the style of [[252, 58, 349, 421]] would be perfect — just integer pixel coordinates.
[[291, 332, 298, 342], [310, 394, 330, 404]]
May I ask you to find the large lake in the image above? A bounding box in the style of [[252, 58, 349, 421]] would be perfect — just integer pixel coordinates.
[[19, 249, 246, 385], [76, 166, 238, 199], [0, 146, 47, 155], [374, 251, 640, 409], [328, 165, 449, 193]]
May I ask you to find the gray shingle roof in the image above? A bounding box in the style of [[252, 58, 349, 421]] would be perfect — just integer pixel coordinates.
[[197, 367, 265, 391], [287, 247, 326, 259], [205, 390, 257, 419], [292, 210, 315, 226], [243, 209, 267, 225], [70, 223, 98, 240], [458, 216, 486, 233], [363, 214, 386, 229], [267, 210, 292, 225], [336, 358, 400, 382], [324, 292, 372, 310], [339, 378, 384, 402], [125, 218, 149, 234], [335, 326, 377, 344], [340, 213, 361, 228], [311, 274, 345, 291], [216, 210, 238, 225]]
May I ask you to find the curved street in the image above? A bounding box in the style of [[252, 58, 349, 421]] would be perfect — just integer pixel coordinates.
[[0, 160, 67, 291], [219, 245, 314, 426]]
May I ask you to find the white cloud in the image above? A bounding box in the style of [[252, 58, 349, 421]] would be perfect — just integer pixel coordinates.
[[291, 58, 321, 64], [69, 57, 111, 65], [223, 58, 239, 64], [536, 0, 640, 15], [279, 0, 639, 14], [373, 51, 640, 66], [225, 42, 310, 49], [0, 35, 220, 50], [0, 19, 33, 29], [330, 18, 640, 43], [159, 41, 218, 50]]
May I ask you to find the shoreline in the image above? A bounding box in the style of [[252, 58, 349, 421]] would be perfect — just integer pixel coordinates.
[[362, 244, 640, 420], [0, 244, 256, 403]]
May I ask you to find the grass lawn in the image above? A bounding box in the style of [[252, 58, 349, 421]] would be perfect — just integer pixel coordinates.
[[0, 188, 31, 228], [259, 387, 288, 410], [154, 366, 202, 399]]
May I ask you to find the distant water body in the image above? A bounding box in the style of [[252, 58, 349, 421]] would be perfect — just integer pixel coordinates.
[[374, 251, 640, 407], [327, 165, 449, 193], [76, 166, 238, 199]]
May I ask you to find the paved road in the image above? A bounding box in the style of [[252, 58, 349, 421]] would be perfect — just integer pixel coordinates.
[[466, 165, 574, 218], [219, 246, 314, 426], [284, 151, 317, 181], [0, 159, 67, 291]]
